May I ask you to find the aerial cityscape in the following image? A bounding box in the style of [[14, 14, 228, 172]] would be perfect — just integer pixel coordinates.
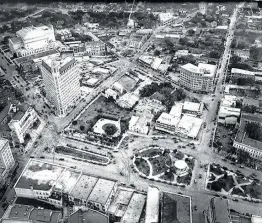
[[0, 1, 262, 223]]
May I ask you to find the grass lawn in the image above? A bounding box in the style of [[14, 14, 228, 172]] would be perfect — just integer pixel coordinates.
[[160, 172, 174, 182], [236, 176, 250, 185], [140, 147, 163, 157], [55, 146, 109, 164], [231, 187, 247, 197], [70, 96, 132, 133], [210, 164, 225, 176], [216, 175, 236, 192], [135, 158, 150, 176], [177, 173, 192, 185], [241, 184, 262, 200], [150, 155, 171, 176], [117, 75, 138, 92]]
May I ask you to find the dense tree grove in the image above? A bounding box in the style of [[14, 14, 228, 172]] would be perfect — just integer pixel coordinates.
[[245, 122, 262, 141]]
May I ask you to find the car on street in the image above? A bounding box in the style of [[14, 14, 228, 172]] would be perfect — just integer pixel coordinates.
[[198, 174, 202, 179], [30, 155, 35, 158], [194, 205, 198, 210], [194, 179, 197, 184], [239, 165, 244, 168], [232, 198, 239, 202], [222, 195, 227, 199], [59, 158, 65, 161], [120, 172, 124, 176], [39, 156, 45, 159]]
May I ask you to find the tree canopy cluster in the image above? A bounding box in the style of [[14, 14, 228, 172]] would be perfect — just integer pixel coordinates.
[[139, 82, 186, 110], [245, 122, 262, 141]]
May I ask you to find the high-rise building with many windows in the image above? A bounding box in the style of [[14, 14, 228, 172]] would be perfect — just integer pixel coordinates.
[[40, 56, 81, 117], [0, 138, 15, 180], [179, 63, 217, 93]]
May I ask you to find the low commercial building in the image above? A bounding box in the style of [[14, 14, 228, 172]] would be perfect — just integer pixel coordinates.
[[155, 113, 180, 134], [129, 110, 154, 135], [104, 89, 118, 100], [145, 187, 160, 223], [14, 160, 117, 211], [69, 209, 109, 223], [233, 113, 262, 159], [161, 192, 192, 223], [230, 68, 255, 79], [121, 193, 146, 223], [88, 178, 117, 212], [2, 204, 62, 223], [69, 174, 98, 206], [158, 13, 178, 26], [169, 102, 183, 118], [108, 187, 134, 221], [218, 106, 240, 125], [233, 49, 250, 61], [221, 95, 238, 107], [179, 63, 216, 93], [0, 138, 15, 183], [8, 104, 38, 144], [205, 197, 230, 223], [182, 101, 204, 116], [175, 114, 203, 139]]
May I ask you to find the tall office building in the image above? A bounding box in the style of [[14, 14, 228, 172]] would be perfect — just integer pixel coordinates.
[[40, 56, 81, 117], [199, 2, 207, 15], [179, 63, 217, 93], [0, 138, 15, 176]]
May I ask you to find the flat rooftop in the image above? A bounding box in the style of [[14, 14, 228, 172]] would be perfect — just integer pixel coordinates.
[[69, 209, 108, 223], [54, 169, 81, 194], [121, 193, 146, 223], [108, 187, 134, 217], [231, 68, 254, 76], [88, 178, 116, 205], [8, 204, 61, 223], [161, 192, 191, 223], [181, 63, 216, 77], [183, 101, 202, 112], [69, 174, 98, 201], [211, 198, 230, 223], [0, 138, 8, 151], [15, 160, 65, 191]]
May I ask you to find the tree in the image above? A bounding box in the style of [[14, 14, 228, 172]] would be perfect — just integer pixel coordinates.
[[237, 150, 251, 164], [245, 122, 262, 141], [103, 124, 117, 136], [210, 181, 222, 191], [154, 50, 160, 57], [230, 55, 241, 64], [80, 126, 85, 131], [242, 105, 257, 114], [209, 50, 221, 59], [175, 88, 186, 101], [187, 29, 195, 36], [72, 120, 78, 126], [250, 47, 261, 61], [179, 37, 189, 45]]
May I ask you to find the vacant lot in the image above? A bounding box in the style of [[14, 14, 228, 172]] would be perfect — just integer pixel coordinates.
[[55, 146, 109, 164], [70, 96, 132, 134], [117, 75, 139, 92]]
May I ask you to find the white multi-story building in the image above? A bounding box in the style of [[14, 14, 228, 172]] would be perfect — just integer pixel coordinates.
[[40, 56, 81, 117], [233, 113, 262, 159], [9, 25, 57, 57], [8, 105, 38, 144], [0, 138, 15, 179], [182, 101, 204, 116], [218, 106, 240, 125], [179, 63, 217, 93], [199, 2, 207, 14], [230, 68, 255, 79], [155, 113, 180, 134]]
